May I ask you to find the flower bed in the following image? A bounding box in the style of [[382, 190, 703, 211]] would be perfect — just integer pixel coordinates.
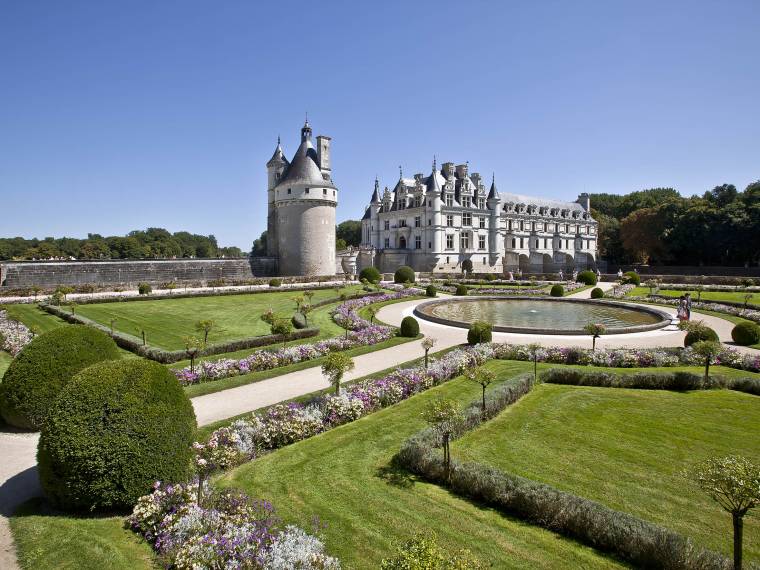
[[0, 310, 33, 356], [605, 284, 636, 298], [127, 482, 339, 568], [172, 288, 422, 385]]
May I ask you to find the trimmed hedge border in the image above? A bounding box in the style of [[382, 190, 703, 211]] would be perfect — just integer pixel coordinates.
[[397, 373, 732, 570]]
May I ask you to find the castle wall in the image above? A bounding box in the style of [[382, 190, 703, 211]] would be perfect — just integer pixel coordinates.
[[0, 258, 278, 288], [276, 202, 336, 276]]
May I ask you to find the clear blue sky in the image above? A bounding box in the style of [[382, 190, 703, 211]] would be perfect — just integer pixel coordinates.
[[2, 0, 758, 250]]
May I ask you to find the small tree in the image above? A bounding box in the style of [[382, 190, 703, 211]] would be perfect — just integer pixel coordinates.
[[109, 317, 117, 335], [69, 302, 77, 315], [135, 327, 147, 346], [689, 456, 760, 570], [304, 290, 315, 305], [744, 292, 753, 309], [526, 342, 542, 382], [694, 284, 704, 302], [56, 286, 74, 302], [691, 340, 722, 382], [340, 292, 348, 305], [366, 305, 379, 324], [421, 337, 437, 368], [291, 295, 304, 311], [583, 323, 607, 351], [333, 286, 342, 300], [195, 319, 214, 346], [321, 351, 355, 395], [466, 366, 496, 412], [299, 304, 313, 326], [645, 279, 660, 295], [183, 336, 202, 374], [423, 398, 462, 477], [271, 318, 293, 348], [260, 309, 276, 325]]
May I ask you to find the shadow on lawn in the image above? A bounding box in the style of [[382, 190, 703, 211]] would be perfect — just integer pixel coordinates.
[[375, 457, 416, 489]]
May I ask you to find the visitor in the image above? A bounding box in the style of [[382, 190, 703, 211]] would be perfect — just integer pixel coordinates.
[[676, 295, 688, 323], [685, 293, 692, 320], [617, 268, 623, 278], [572, 270, 578, 281], [596, 268, 601, 280], [558, 269, 564, 281], [508, 271, 514, 281]]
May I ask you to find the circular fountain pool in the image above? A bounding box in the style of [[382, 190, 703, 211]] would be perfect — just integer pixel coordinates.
[[413, 297, 671, 335]]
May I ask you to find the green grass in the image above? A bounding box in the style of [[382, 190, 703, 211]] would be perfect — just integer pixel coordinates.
[[10, 498, 154, 570], [0, 350, 12, 377], [74, 285, 363, 351], [217, 360, 625, 569], [454, 362, 760, 564], [3, 304, 68, 334], [628, 286, 760, 305]]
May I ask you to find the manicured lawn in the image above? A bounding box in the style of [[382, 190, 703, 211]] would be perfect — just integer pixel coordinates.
[[75, 285, 362, 350], [218, 361, 625, 569], [628, 286, 760, 305], [3, 304, 67, 334], [0, 350, 12, 377], [454, 362, 760, 564], [10, 498, 154, 570]]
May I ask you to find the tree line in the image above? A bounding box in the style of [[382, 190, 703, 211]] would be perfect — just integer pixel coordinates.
[[592, 181, 760, 266], [251, 220, 363, 256], [0, 228, 243, 261]]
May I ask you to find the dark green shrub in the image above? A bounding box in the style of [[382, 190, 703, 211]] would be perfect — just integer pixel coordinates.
[[394, 266, 416, 284], [576, 270, 597, 285], [731, 322, 760, 346], [684, 325, 719, 347], [359, 267, 381, 284], [38, 359, 196, 512], [0, 327, 120, 430], [455, 284, 469, 296], [590, 287, 604, 299], [268, 278, 282, 287], [137, 282, 152, 295], [467, 321, 492, 345], [622, 271, 640, 286], [399, 316, 420, 337], [291, 311, 307, 329], [425, 284, 437, 297], [550, 284, 564, 297]]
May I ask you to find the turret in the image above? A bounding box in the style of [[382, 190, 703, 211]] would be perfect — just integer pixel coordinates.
[[487, 175, 503, 260], [266, 137, 288, 257], [427, 158, 443, 253], [370, 178, 381, 248]]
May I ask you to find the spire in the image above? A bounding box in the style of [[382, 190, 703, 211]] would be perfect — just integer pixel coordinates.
[[399, 165, 403, 180], [426, 160, 441, 193], [432, 155, 437, 171], [487, 172, 499, 201], [370, 177, 380, 203], [267, 136, 287, 166]]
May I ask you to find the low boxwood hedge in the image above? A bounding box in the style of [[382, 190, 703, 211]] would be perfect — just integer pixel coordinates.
[[38, 359, 196, 512], [0, 326, 120, 430]]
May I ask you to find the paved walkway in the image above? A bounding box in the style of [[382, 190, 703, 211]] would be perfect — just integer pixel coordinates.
[[1, 282, 757, 569]]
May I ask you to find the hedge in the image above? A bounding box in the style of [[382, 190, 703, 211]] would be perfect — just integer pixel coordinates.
[[576, 270, 597, 286], [730, 322, 760, 346], [550, 284, 564, 297], [0, 326, 121, 429], [394, 266, 416, 284], [540, 367, 760, 396], [397, 373, 731, 570], [38, 359, 196, 512]]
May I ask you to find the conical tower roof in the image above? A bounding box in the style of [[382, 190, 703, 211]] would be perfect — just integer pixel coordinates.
[[267, 137, 288, 167]]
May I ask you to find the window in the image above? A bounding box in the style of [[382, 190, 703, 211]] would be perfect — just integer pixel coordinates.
[[478, 235, 486, 249], [445, 193, 453, 207], [478, 198, 485, 209], [565, 224, 569, 233], [414, 216, 421, 228], [520, 220, 524, 231], [399, 236, 407, 249], [544, 238, 548, 248], [462, 213, 472, 226], [511, 238, 516, 248], [508, 220, 513, 231], [305, 188, 310, 194], [399, 219, 407, 227], [384, 220, 390, 230], [323, 188, 327, 195], [384, 238, 390, 248], [428, 219, 431, 226], [428, 242, 432, 249], [446, 235, 454, 249], [415, 236, 421, 249], [565, 239, 570, 249], [446, 214, 454, 227], [479, 217, 486, 229], [461, 233, 470, 249], [287, 188, 292, 194], [482, 257, 486, 264], [446, 256, 450, 264], [532, 222, 536, 232], [413, 197, 420, 208], [520, 237, 524, 248], [462, 196, 471, 208]]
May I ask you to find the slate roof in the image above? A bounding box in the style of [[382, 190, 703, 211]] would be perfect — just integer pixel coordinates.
[[276, 139, 336, 190]]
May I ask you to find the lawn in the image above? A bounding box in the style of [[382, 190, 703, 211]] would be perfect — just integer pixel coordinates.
[[74, 285, 363, 350], [628, 286, 760, 305], [453, 363, 760, 564], [218, 360, 625, 569], [3, 304, 68, 334], [0, 350, 12, 377]]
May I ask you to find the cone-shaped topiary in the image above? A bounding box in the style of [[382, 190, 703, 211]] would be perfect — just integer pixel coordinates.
[[399, 316, 420, 337], [731, 322, 760, 346], [0, 326, 121, 430], [550, 284, 564, 297], [38, 359, 196, 512], [394, 266, 415, 284], [359, 267, 381, 284], [590, 287, 604, 299]]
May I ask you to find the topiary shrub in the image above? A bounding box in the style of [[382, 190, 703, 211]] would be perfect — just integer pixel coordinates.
[[576, 270, 597, 286], [0, 326, 121, 430], [359, 266, 381, 284], [291, 311, 307, 329], [590, 287, 604, 299], [138, 282, 152, 295], [269, 278, 282, 287], [684, 325, 719, 347], [399, 316, 420, 337], [425, 284, 437, 297], [731, 322, 760, 346], [550, 284, 564, 297], [455, 284, 469, 296], [38, 359, 196, 512], [467, 321, 492, 345], [622, 271, 641, 286], [394, 266, 415, 284]]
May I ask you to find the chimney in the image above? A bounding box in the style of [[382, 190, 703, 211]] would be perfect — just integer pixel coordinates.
[[577, 193, 591, 211], [317, 135, 331, 172]]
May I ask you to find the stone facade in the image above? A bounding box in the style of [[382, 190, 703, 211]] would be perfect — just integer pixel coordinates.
[[360, 160, 598, 274], [266, 121, 337, 276]]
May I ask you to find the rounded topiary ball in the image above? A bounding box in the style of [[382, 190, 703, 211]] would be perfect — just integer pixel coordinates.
[[399, 316, 420, 337], [455, 284, 469, 296], [0, 326, 121, 430], [684, 326, 719, 347], [550, 284, 564, 297], [577, 270, 597, 286], [425, 284, 437, 297], [394, 266, 416, 284], [731, 322, 760, 346], [467, 321, 493, 345], [623, 271, 641, 286], [590, 287, 604, 299], [359, 267, 381, 284], [38, 359, 196, 512]]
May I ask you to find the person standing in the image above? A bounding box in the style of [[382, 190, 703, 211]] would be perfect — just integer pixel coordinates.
[[558, 269, 564, 281], [684, 293, 692, 320], [617, 268, 623, 278], [677, 295, 688, 323]]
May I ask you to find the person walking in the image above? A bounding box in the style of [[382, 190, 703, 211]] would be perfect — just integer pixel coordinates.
[[684, 293, 692, 320], [676, 295, 688, 323]]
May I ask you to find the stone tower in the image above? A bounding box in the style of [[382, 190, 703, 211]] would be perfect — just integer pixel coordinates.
[[270, 120, 338, 276]]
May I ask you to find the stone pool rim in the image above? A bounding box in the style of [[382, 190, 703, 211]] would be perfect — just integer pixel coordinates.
[[413, 296, 673, 335]]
